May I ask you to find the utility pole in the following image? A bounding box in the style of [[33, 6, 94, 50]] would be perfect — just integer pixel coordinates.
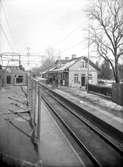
[[0, 0, 2, 56], [87, 18, 90, 93], [19, 54, 21, 66], [58, 49, 61, 67], [27, 47, 30, 69]]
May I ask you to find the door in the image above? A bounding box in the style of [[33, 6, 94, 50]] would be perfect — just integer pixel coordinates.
[[7, 76, 11, 84], [81, 74, 85, 86]]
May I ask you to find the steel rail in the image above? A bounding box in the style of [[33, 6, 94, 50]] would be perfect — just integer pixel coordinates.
[[42, 86, 123, 155], [39, 84, 123, 153], [41, 94, 102, 167], [41, 88, 123, 166]]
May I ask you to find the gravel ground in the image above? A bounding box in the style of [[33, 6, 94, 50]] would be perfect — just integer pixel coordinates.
[[57, 86, 123, 119], [0, 86, 38, 163]]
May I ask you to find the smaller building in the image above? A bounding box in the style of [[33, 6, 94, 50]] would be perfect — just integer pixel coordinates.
[[0, 66, 27, 87]]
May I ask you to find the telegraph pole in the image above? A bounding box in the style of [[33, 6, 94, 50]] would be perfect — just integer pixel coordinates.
[[26, 47, 32, 78], [19, 54, 21, 66], [27, 47, 30, 69], [0, 0, 2, 56], [87, 18, 90, 93]]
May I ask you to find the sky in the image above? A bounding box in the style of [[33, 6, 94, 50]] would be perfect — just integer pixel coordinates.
[[0, 0, 93, 69]]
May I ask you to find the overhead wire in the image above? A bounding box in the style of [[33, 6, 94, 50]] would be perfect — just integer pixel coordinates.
[[2, 0, 17, 67], [54, 22, 83, 47], [0, 1, 14, 51], [1, 0, 15, 51], [0, 0, 15, 67], [0, 24, 13, 52], [0, 1, 87, 67], [0, 24, 13, 67], [60, 39, 87, 54], [53, 22, 87, 57]]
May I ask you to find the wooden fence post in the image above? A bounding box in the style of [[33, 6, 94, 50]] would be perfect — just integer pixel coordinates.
[[37, 83, 41, 140]]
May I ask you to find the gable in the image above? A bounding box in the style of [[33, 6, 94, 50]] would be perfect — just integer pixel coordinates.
[[69, 58, 97, 72], [46, 56, 100, 73]]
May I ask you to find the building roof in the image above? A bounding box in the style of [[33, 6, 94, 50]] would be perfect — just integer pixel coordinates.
[[41, 66, 57, 74], [53, 59, 77, 72], [82, 57, 100, 72], [55, 59, 70, 65], [43, 56, 100, 74]]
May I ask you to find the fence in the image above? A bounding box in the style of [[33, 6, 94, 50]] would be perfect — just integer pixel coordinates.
[[0, 152, 42, 167], [88, 84, 112, 97], [27, 76, 41, 140], [112, 83, 123, 106]]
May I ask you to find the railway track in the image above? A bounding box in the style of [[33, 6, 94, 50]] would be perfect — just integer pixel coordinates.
[[39, 84, 123, 167]]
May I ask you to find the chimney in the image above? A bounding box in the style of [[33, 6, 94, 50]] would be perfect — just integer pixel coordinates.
[[65, 57, 69, 60], [71, 54, 76, 60]]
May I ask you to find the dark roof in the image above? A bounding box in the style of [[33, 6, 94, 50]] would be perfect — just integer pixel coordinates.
[[55, 59, 70, 65], [43, 56, 100, 74], [82, 56, 101, 71], [56, 56, 100, 72], [53, 59, 77, 72]]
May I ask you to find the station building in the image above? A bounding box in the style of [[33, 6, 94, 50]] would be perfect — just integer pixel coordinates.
[[42, 55, 100, 88]]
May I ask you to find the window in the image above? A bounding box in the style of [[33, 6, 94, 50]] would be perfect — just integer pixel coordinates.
[[85, 62, 88, 68], [81, 61, 85, 68], [74, 74, 79, 83], [88, 74, 92, 80], [82, 74, 85, 77], [16, 75, 23, 83], [80, 61, 87, 68]]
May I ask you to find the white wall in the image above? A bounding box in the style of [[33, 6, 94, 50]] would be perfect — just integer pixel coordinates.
[[69, 59, 98, 87]]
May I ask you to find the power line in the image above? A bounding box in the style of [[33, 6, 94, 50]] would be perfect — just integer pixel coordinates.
[[0, 23, 13, 51], [20, 54, 46, 57], [0, 0, 14, 52], [60, 40, 86, 54], [1, 0, 15, 51], [54, 22, 83, 46], [0, 52, 46, 57]]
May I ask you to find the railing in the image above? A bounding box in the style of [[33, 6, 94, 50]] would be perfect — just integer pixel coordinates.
[[0, 152, 42, 167], [27, 76, 41, 140]]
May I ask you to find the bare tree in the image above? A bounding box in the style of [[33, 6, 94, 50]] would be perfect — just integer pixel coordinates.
[[87, 0, 123, 83], [40, 47, 56, 72], [31, 47, 56, 75], [40, 56, 55, 72]]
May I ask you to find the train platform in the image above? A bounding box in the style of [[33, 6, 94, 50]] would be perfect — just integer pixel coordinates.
[[0, 86, 83, 167], [54, 86, 123, 133], [0, 86, 38, 164], [38, 101, 83, 167]]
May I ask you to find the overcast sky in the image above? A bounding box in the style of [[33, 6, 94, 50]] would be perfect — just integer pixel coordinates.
[[1, 0, 92, 68]]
